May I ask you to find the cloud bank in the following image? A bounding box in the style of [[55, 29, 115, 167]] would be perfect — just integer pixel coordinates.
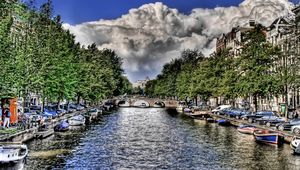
[[63, 0, 295, 82]]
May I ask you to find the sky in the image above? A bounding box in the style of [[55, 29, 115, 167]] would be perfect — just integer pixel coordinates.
[[28, 0, 299, 82], [32, 0, 247, 24]]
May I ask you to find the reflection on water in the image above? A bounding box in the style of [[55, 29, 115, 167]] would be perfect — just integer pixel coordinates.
[[23, 108, 300, 170], [0, 161, 25, 170]]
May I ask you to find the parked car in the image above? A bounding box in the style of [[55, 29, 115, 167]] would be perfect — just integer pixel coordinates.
[[224, 108, 251, 119], [19, 107, 36, 119], [62, 104, 76, 113], [291, 124, 300, 134], [56, 108, 67, 116], [276, 119, 300, 131], [29, 105, 41, 111], [212, 105, 232, 114], [79, 103, 88, 108], [218, 107, 231, 115], [35, 110, 52, 121], [44, 106, 58, 118], [241, 111, 276, 123], [70, 104, 84, 111], [22, 107, 33, 114], [255, 115, 285, 126], [29, 114, 43, 126]]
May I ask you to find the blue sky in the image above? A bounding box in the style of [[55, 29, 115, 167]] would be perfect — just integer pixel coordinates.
[[30, 0, 249, 24]]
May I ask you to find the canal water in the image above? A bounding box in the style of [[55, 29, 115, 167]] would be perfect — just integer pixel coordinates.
[[24, 108, 300, 170]]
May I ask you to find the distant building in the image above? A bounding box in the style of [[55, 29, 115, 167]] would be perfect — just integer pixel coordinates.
[[132, 77, 150, 89], [216, 20, 264, 56]]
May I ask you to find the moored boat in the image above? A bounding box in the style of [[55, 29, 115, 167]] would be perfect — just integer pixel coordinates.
[[183, 107, 192, 113], [176, 105, 184, 113], [207, 118, 216, 123], [237, 124, 256, 134], [0, 144, 28, 164], [290, 137, 300, 154], [190, 111, 211, 120], [218, 119, 231, 126], [88, 108, 100, 119], [194, 118, 207, 124], [69, 115, 86, 126], [54, 119, 69, 132], [253, 130, 284, 145], [176, 101, 186, 113]]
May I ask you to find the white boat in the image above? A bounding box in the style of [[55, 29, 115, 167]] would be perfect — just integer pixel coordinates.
[[291, 137, 300, 154], [0, 144, 28, 164], [176, 101, 186, 113], [68, 115, 86, 126], [184, 107, 192, 113], [88, 108, 100, 119], [176, 105, 185, 113]]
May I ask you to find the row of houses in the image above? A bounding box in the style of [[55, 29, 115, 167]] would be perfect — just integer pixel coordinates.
[[212, 6, 300, 114]]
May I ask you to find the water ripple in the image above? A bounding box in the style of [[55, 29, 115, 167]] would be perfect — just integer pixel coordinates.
[[25, 108, 300, 170]]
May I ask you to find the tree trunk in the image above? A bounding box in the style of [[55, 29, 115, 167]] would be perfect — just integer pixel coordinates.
[[77, 95, 80, 104], [285, 84, 288, 118], [253, 94, 258, 112], [41, 97, 45, 112], [22, 96, 26, 114], [294, 87, 296, 110], [57, 98, 60, 110]]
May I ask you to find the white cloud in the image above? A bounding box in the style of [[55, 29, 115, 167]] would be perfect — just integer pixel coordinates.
[[63, 0, 295, 82]]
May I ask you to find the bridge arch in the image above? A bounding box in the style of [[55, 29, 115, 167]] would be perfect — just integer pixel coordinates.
[[153, 101, 165, 108], [117, 100, 130, 107], [133, 100, 150, 108]]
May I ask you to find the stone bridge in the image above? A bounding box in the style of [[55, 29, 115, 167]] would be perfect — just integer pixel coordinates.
[[114, 97, 178, 108]]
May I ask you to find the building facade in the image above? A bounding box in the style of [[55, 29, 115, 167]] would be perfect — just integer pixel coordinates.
[[213, 9, 300, 113], [216, 20, 257, 56], [132, 77, 150, 89]]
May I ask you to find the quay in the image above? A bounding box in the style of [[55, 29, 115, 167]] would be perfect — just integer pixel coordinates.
[[0, 106, 105, 143], [189, 112, 300, 144]]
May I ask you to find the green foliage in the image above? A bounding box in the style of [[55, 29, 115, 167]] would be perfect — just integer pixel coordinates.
[[236, 26, 280, 110], [0, 0, 132, 107], [145, 79, 157, 97], [149, 25, 283, 108], [0, 0, 17, 98]]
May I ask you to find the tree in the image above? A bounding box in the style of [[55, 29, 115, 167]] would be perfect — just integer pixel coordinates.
[[145, 80, 157, 97], [176, 50, 204, 103], [0, 0, 130, 110], [237, 25, 281, 112], [0, 0, 17, 98]]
